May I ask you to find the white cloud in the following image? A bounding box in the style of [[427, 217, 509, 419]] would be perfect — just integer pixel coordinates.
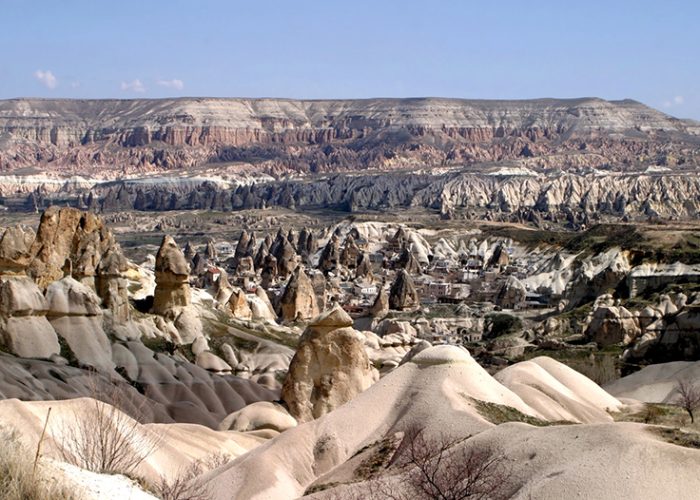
[[120, 79, 146, 93], [157, 78, 184, 90], [34, 70, 57, 89], [663, 95, 685, 108]]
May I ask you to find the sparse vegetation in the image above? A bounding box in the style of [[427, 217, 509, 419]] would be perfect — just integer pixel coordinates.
[[58, 381, 161, 477], [367, 426, 512, 500], [471, 398, 575, 427], [155, 452, 232, 500], [0, 425, 77, 500], [674, 378, 700, 423], [653, 427, 700, 449], [484, 313, 522, 339]]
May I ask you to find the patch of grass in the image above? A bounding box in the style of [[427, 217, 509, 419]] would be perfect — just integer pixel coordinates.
[[354, 435, 399, 480], [303, 481, 342, 495], [471, 398, 575, 427], [653, 427, 700, 449], [613, 403, 692, 427]]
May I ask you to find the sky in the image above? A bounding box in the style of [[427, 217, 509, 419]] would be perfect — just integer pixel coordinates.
[[1, 0, 698, 119]]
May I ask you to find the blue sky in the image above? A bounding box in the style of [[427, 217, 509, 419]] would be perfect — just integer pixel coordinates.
[[1, 0, 698, 118]]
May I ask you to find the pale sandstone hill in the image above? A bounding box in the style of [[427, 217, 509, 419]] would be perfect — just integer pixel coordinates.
[[604, 360, 700, 403]]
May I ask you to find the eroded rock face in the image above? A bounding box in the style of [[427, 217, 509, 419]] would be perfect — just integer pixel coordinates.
[[389, 270, 419, 311], [0, 225, 34, 273], [95, 247, 130, 322], [45, 276, 114, 372], [281, 306, 376, 422], [369, 287, 389, 318], [279, 266, 319, 323], [152, 235, 191, 315], [27, 207, 118, 290], [0, 276, 60, 359], [228, 287, 253, 320], [496, 276, 527, 309], [319, 235, 340, 274], [586, 305, 641, 346]]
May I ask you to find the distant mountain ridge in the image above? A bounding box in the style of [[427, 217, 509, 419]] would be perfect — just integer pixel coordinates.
[[0, 97, 698, 176]]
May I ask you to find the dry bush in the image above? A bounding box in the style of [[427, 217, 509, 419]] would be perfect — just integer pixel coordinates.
[[368, 426, 511, 500], [155, 452, 233, 500], [674, 378, 700, 424], [58, 378, 161, 476], [0, 425, 76, 500]]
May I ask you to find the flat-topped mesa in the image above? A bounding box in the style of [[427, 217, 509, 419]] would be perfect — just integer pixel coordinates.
[[0, 97, 696, 176], [152, 235, 191, 315]]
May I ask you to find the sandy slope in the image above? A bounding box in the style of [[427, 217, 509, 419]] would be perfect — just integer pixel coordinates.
[[604, 361, 700, 403], [0, 398, 266, 483], [201, 346, 626, 499]]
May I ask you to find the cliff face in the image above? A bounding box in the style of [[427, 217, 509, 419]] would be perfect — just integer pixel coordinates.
[[0, 97, 698, 175]]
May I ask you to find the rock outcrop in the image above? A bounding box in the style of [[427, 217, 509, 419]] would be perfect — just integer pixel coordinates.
[[0, 276, 60, 359], [227, 287, 253, 320], [281, 306, 377, 422], [585, 305, 641, 347], [389, 270, 419, 311], [152, 235, 191, 314], [152, 235, 201, 343], [279, 267, 319, 323], [45, 276, 114, 372]]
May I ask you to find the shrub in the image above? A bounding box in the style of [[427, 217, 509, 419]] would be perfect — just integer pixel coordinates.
[[58, 380, 161, 477], [0, 425, 76, 500]]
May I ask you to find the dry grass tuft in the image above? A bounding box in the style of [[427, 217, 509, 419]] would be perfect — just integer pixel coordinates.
[[0, 425, 77, 500]]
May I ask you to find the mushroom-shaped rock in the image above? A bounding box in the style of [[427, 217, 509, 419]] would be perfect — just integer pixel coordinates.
[[279, 266, 319, 323], [96, 247, 130, 322], [152, 235, 191, 315], [389, 269, 419, 311], [218, 401, 297, 433], [0, 276, 60, 359], [281, 307, 377, 422]]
